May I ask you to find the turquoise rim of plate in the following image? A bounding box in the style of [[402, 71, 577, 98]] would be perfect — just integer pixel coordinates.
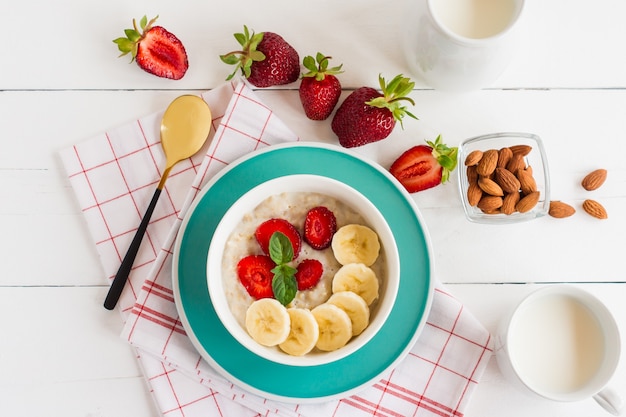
[[173, 142, 434, 403]]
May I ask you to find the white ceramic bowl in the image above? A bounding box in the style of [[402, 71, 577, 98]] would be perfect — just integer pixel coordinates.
[[207, 174, 400, 367]]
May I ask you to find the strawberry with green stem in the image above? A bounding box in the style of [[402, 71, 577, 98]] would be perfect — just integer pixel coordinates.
[[113, 15, 188, 80], [299, 53, 344, 120], [220, 25, 300, 88], [389, 135, 458, 193], [331, 74, 417, 148]]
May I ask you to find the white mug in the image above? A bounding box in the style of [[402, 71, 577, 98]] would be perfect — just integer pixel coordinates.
[[495, 286, 623, 415], [404, 0, 525, 91]]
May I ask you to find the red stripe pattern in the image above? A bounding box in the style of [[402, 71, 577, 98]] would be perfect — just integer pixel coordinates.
[[60, 80, 493, 417]]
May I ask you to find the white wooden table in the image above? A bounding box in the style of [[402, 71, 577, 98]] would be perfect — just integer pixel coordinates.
[[1, 0, 625, 416]]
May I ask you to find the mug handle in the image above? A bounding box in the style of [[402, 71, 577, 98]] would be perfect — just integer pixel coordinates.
[[593, 387, 624, 416]]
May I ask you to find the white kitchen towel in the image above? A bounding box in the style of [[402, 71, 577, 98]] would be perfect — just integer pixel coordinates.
[[61, 79, 493, 417]]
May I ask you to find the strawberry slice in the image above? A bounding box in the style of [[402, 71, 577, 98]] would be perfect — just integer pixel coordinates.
[[236, 255, 276, 299], [389, 135, 458, 193], [295, 259, 324, 290], [255, 219, 302, 258], [303, 206, 337, 250], [113, 15, 188, 80]]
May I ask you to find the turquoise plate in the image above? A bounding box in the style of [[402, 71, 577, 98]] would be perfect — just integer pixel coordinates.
[[172, 142, 434, 403]]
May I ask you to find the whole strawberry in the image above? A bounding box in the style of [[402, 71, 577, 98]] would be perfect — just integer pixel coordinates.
[[113, 15, 188, 80], [299, 53, 343, 120], [331, 74, 417, 148], [220, 25, 300, 88]]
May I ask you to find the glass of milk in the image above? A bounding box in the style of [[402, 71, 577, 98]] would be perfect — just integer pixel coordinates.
[[495, 286, 623, 415], [404, 0, 525, 91]]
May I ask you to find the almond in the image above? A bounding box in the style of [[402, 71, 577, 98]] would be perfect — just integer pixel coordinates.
[[581, 169, 607, 191], [502, 192, 521, 215], [548, 201, 576, 218], [515, 191, 540, 213], [467, 183, 483, 206], [476, 149, 498, 176], [467, 165, 478, 184], [497, 147, 513, 169], [478, 177, 504, 196], [464, 150, 483, 166], [516, 168, 537, 195], [509, 144, 532, 156], [477, 195, 503, 211], [494, 167, 521, 194], [582, 199, 608, 219], [506, 153, 526, 174], [525, 165, 533, 176]]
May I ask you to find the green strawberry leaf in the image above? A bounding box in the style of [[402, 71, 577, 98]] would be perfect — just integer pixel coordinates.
[[219, 54, 240, 65], [124, 29, 141, 42], [301, 53, 343, 80], [428, 135, 458, 184], [303, 55, 317, 72], [366, 74, 418, 127]]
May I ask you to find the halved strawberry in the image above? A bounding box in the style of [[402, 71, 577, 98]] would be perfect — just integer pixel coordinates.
[[389, 135, 458, 193], [303, 206, 337, 250], [113, 15, 188, 80], [295, 259, 323, 290], [255, 219, 302, 258], [236, 255, 275, 299]]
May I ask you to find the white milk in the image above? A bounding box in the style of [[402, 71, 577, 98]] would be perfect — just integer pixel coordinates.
[[508, 293, 606, 394], [431, 0, 517, 39]]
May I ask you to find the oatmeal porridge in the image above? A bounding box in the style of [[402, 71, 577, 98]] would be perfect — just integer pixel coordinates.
[[220, 191, 387, 329]]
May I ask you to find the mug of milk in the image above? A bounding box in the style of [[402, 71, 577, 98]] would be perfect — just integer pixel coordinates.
[[495, 286, 623, 415], [404, 0, 525, 91]]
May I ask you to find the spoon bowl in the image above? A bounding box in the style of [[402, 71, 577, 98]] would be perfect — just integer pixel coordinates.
[[104, 95, 212, 310]]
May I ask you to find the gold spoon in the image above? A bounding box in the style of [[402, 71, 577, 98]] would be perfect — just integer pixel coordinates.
[[104, 95, 212, 310]]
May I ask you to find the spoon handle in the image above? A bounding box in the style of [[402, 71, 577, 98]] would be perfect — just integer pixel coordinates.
[[104, 188, 162, 310]]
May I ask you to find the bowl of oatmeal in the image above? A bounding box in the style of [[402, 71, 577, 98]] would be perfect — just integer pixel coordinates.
[[207, 174, 400, 367]]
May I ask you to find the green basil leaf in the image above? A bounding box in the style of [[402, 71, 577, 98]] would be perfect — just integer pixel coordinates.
[[272, 272, 297, 306], [269, 232, 294, 265]]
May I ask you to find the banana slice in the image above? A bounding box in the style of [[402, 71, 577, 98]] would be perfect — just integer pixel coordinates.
[[327, 291, 370, 336], [279, 308, 319, 356], [245, 298, 291, 346], [311, 303, 353, 351], [332, 263, 379, 305], [331, 224, 380, 266]]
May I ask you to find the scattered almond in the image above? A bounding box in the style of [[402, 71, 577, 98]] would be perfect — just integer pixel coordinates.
[[464, 150, 483, 166], [581, 169, 607, 191], [516, 191, 540, 213], [476, 149, 498, 177], [582, 199, 608, 219], [548, 201, 576, 218]]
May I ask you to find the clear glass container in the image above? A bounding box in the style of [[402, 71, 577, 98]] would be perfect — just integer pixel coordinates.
[[457, 132, 550, 224]]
